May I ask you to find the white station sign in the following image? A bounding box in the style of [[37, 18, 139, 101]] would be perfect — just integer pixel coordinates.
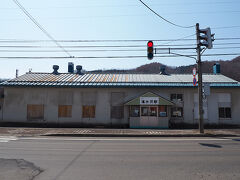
[[140, 97, 159, 105]]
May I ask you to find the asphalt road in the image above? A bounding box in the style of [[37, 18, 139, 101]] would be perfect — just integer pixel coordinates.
[[0, 136, 240, 180]]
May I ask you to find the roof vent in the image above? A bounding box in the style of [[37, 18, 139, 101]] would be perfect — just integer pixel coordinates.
[[68, 62, 74, 73], [76, 65, 83, 75], [53, 65, 59, 75], [213, 63, 220, 74], [160, 65, 168, 75]]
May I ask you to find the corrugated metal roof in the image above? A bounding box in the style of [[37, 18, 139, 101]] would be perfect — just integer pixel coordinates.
[[1, 72, 240, 88]]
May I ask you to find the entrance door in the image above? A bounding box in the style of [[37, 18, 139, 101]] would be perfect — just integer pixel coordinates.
[[140, 106, 158, 127]]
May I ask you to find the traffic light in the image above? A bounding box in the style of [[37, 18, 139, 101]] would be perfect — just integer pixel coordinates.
[[147, 41, 154, 60], [199, 27, 213, 49]]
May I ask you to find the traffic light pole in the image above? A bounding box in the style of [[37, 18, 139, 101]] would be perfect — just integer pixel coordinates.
[[196, 23, 204, 134]]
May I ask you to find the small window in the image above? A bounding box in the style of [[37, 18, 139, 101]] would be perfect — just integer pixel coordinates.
[[171, 107, 183, 117], [141, 107, 149, 116], [219, 107, 231, 118], [177, 94, 183, 101], [58, 105, 72, 118], [159, 106, 167, 117], [111, 106, 124, 119], [170, 94, 176, 101], [171, 94, 183, 101], [130, 106, 140, 117], [82, 105, 95, 118], [27, 104, 44, 120], [149, 107, 157, 116]]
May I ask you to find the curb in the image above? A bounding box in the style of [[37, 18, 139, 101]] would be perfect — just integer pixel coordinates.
[[42, 133, 239, 138]]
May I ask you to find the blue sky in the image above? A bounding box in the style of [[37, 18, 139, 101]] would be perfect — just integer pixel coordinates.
[[0, 0, 240, 78]]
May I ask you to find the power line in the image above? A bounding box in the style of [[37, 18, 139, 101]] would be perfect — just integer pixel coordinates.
[[214, 42, 240, 45], [0, 47, 197, 53], [0, 53, 239, 59], [0, 44, 197, 48], [0, 39, 196, 43], [138, 0, 195, 28], [12, 0, 72, 57], [212, 25, 240, 29], [1, 36, 240, 43], [214, 37, 240, 40]]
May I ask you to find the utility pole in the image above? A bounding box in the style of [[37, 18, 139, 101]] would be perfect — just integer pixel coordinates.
[[196, 23, 204, 133]]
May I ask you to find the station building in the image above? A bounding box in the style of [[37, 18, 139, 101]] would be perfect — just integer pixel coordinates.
[[0, 64, 240, 128]]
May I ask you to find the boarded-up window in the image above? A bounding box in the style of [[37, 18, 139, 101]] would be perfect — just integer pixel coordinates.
[[82, 106, 95, 118], [111, 92, 124, 119], [58, 105, 72, 118], [111, 106, 124, 119], [27, 104, 44, 120]]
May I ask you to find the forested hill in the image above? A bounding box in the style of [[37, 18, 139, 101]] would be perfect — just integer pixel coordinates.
[[90, 56, 240, 82], [134, 56, 240, 82]]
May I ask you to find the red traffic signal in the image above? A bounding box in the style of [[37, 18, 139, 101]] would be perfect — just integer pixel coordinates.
[[147, 41, 154, 60], [147, 41, 153, 47]]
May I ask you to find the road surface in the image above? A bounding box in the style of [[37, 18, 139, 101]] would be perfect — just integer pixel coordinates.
[[0, 136, 239, 180]]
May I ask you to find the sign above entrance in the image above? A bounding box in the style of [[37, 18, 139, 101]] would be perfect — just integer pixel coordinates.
[[140, 97, 159, 105]]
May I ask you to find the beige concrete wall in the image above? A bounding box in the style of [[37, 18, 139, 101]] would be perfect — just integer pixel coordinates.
[[1, 87, 240, 126]]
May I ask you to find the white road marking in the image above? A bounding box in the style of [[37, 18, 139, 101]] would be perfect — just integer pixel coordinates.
[[0, 136, 18, 142], [20, 137, 235, 142]]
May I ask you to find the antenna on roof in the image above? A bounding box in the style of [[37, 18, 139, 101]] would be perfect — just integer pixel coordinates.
[[16, 69, 19, 78]]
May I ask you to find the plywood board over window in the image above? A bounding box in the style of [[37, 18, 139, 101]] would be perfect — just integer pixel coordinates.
[[111, 92, 125, 119], [58, 105, 72, 118], [111, 106, 124, 119], [82, 106, 95, 118], [27, 104, 44, 120]]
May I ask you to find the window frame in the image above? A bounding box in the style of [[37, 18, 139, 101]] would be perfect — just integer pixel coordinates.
[[170, 93, 183, 102], [219, 107, 231, 119], [171, 107, 183, 118], [129, 106, 140, 117], [158, 105, 167, 117], [141, 106, 149, 116]]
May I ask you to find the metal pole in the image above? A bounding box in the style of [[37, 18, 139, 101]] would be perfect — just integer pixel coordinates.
[[196, 23, 204, 134]]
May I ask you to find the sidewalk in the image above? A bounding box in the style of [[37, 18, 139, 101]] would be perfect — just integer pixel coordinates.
[[0, 127, 240, 137]]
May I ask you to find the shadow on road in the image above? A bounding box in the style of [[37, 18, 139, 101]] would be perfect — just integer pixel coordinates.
[[199, 143, 222, 148]]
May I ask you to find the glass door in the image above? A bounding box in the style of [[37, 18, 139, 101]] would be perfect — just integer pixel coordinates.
[[140, 106, 158, 127]]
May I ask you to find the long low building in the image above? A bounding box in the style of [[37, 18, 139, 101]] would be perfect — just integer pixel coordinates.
[[0, 64, 240, 128]]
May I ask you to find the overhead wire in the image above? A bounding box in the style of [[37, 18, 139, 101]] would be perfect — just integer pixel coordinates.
[[0, 53, 239, 59], [0, 44, 197, 48], [138, 0, 195, 28], [12, 0, 72, 57]]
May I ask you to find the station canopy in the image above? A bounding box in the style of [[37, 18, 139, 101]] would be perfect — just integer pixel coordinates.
[[125, 92, 174, 106]]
